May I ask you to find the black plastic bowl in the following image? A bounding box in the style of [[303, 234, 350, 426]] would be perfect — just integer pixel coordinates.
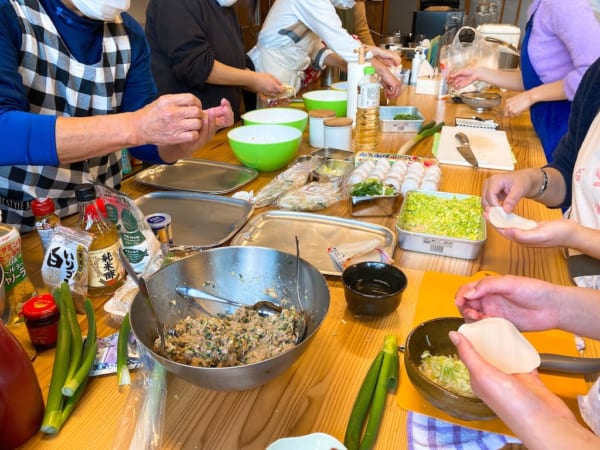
[[342, 262, 407, 316]]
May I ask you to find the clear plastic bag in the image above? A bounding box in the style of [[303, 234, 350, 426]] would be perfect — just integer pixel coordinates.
[[253, 159, 313, 207]]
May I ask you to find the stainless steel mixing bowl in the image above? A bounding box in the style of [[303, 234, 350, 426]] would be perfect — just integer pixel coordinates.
[[129, 246, 330, 391]]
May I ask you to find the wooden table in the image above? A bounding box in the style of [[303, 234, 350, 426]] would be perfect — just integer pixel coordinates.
[[19, 87, 594, 449]]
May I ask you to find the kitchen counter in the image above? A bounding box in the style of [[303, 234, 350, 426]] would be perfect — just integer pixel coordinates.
[[18, 86, 596, 449]]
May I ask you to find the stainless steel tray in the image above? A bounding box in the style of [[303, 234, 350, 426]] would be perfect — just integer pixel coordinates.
[[231, 211, 396, 276], [135, 191, 253, 248], [134, 158, 258, 194]]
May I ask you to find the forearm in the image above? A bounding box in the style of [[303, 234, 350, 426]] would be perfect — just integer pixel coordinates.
[[526, 167, 567, 207], [476, 67, 523, 91], [324, 52, 347, 71], [206, 61, 255, 91], [564, 225, 600, 260], [557, 285, 600, 339], [527, 80, 567, 104]]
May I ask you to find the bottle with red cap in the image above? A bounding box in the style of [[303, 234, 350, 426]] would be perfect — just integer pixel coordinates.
[[31, 197, 61, 254]]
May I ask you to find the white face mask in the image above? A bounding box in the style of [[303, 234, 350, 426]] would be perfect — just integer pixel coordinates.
[[70, 0, 131, 21], [216, 0, 237, 6]]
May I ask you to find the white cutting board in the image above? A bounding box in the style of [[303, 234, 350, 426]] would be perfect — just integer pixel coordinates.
[[436, 126, 515, 171]]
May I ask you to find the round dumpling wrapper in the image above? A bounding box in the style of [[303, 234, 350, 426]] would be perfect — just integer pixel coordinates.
[[488, 206, 538, 231], [458, 317, 541, 374]]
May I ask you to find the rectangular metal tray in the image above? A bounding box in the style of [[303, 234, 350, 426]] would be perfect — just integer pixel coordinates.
[[135, 191, 253, 248], [231, 210, 396, 276], [134, 158, 258, 194]]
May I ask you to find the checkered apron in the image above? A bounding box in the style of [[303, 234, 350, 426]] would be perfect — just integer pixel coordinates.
[[1, 0, 131, 232]]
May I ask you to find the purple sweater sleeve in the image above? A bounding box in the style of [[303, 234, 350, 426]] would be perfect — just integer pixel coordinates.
[[0, 2, 163, 165], [527, 0, 600, 100]]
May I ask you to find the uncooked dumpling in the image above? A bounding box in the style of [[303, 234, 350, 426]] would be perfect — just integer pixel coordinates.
[[488, 206, 537, 231], [458, 317, 541, 374]]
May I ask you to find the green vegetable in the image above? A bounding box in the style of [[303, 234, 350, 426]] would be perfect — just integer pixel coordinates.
[[393, 113, 421, 120], [397, 121, 445, 155], [419, 350, 475, 397], [40, 286, 72, 434], [62, 298, 97, 396], [398, 192, 484, 240], [41, 283, 97, 434], [344, 335, 399, 450], [117, 313, 131, 386], [350, 179, 396, 196]]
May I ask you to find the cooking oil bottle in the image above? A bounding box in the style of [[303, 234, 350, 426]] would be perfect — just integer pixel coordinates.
[[75, 183, 125, 297], [354, 66, 381, 153]]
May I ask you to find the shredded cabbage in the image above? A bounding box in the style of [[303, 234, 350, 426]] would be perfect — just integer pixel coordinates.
[[418, 350, 477, 398]]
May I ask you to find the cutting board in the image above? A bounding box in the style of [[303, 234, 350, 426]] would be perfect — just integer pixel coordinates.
[[396, 270, 587, 436], [436, 126, 515, 171]]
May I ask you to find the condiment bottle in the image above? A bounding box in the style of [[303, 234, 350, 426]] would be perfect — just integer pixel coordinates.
[[22, 293, 59, 350], [0, 224, 38, 325], [75, 183, 125, 297], [354, 66, 381, 152], [0, 319, 44, 448], [31, 197, 61, 254], [145, 213, 174, 245]]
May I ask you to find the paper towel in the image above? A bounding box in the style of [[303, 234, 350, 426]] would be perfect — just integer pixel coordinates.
[[346, 62, 371, 127]]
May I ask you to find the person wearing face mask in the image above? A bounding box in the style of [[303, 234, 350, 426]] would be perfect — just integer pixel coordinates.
[[145, 0, 285, 121], [248, 0, 402, 99], [0, 0, 234, 232]]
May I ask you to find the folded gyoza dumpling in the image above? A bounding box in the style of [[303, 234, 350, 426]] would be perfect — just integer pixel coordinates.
[[458, 317, 541, 374]]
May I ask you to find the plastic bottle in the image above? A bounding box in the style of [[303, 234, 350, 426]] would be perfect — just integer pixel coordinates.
[[354, 66, 381, 153], [0, 224, 38, 325], [74, 183, 125, 297], [31, 197, 61, 254]]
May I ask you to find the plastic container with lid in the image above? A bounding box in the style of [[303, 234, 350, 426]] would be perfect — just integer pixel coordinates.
[[308, 109, 336, 148], [324, 117, 353, 151], [145, 212, 174, 244], [31, 197, 61, 254], [22, 293, 60, 350]]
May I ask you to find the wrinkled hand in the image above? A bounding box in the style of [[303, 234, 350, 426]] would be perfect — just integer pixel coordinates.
[[205, 98, 234, 130], [503, 91, 534, 118], [487, 215, 576, 248], [449, 331, 574, 430], [481, 171, 536, 212], [134, 93, 205, 145], [454, 275, 560, 331], [446, 67, 480, 89]]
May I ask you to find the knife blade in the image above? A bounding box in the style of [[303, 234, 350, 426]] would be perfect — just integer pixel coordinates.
[[454, 132, 479, 168]]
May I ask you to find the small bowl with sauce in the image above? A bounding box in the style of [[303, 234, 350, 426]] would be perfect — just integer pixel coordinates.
[[342, 262, 407, 316]]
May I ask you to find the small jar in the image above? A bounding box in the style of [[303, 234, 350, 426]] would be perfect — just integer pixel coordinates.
[[308, 109, 336, 148], [145, 213, 174, 244], [324, 117, 353, 151], [22, 294, 60, 351]]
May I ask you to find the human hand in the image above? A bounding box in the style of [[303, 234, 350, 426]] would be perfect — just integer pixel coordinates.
[[205, 98, 234, 130], [252, 72, 285, 98], [369, 46, 402, 67], [487, 216, 577, 248], [135, 93, 205, 145], [454, 275, 560, 331], [446, 67, 480, 89], [371, 57, 402, 99], [481, 170, 537, 212], [503, 91, 534, 118]]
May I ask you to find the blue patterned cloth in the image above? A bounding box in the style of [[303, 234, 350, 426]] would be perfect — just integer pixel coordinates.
[[407, 412, 522, 450]]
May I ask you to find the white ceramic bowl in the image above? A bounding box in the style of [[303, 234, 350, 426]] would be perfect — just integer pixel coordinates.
[[331, 81, 347, 91], [241, 107, 308, 132], [266, 432, 347, 450]]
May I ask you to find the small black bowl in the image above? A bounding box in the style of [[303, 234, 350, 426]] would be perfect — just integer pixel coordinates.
[[342, 262, 407, 316]]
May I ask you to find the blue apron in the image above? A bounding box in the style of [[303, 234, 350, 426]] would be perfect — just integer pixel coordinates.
[[521, 12, 572, 163]]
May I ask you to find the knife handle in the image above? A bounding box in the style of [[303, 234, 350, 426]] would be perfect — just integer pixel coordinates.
[[455, 132, 469, 146], [539, 353, 600, 374]]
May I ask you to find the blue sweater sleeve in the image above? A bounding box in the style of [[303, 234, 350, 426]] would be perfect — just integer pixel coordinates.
[[0, 3, 164, 166], [548, 57, 600, 210]]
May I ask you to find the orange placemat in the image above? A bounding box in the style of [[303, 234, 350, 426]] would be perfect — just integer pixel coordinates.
[[396, 270, 587, 436]]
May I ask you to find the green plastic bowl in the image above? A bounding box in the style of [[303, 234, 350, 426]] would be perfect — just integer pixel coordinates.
[[302, 90, 347, 117], [241, 107, 308, 132], [227, 124, 302, 172]]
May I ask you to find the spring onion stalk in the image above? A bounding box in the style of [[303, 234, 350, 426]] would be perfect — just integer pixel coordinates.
[[117, 313, 131, 386], [41, 286, 72, 434], [397, 121, 445, 155], [344, 335, 399, 450], [62, 298, 97, 396], [62, 283, 83, 385]]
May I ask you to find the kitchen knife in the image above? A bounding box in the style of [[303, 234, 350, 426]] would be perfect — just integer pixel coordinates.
[[454, 132, 479, 168]]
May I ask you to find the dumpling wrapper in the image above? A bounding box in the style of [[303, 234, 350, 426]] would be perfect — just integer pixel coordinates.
[[488, 206, 538, 231], [458, 317, 541, 374]]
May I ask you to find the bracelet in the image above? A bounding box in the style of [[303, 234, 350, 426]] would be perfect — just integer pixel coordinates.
[[532, 168, 549, 199]]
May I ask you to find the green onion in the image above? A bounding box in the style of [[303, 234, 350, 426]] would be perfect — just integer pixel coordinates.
[[117, 313, 131, 386], [398, 121, 445, 155], [344, 335, 399, 450], [62, 298, 97, 396], [40, 286, 71, 434], [62, 282, 83, 385]]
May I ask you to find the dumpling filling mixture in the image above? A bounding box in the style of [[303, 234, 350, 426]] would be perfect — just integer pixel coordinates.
[[156, 307, 303, 367], [419, 350, 477, 398]]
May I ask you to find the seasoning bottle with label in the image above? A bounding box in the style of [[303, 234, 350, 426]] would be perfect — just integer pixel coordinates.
[[31, 197, 61, 254], [75, 183, 125, 297], [0, 224, 38, 325], [22, 293, 59, 350]]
